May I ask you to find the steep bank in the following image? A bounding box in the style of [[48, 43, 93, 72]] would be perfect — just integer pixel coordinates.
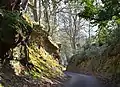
[[0, 9, 64, 87], [67, 42, 120, 86]]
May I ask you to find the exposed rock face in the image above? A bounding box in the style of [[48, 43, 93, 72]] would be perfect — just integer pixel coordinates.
[[31, 24, 60, 61], [0, 10, 63, 87]]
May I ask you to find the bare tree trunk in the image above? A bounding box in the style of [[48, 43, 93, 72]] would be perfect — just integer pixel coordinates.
[[33, 0, 38, 22], [88, 21, 91, 49], [42, 0, 51, 32], [39, 0, 41, 25], [72, 15, 77, 54], [49, 0, 57, 36], [52, 0, 57, 25]]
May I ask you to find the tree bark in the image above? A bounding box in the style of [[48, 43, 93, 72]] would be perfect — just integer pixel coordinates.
[[39, 0, 41, 25], [42, 0, 51, 32], [33, 0, 38, 22]]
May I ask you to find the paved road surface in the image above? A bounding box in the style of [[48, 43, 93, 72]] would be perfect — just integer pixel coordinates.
[[63, 72, 103, 87]]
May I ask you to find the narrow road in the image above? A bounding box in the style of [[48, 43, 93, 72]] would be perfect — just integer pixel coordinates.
[[63, 72, 103, 87]]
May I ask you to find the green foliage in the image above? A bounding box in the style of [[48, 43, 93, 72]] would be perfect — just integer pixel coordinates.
[[0, 8, 63, 78], [28, 45, 63, 78], [0, 9, 32, 43], [79, 0, 98, 20], [78, 0, 120, 22], [0, 9, 32, 62], [68, 4, 120, 75], [0, 6, 64, 87]]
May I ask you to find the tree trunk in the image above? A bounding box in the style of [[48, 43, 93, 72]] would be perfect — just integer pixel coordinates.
[[33, 0, 38, 22], [42, 0, 51, 32], [39, 0, 41, 25]]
